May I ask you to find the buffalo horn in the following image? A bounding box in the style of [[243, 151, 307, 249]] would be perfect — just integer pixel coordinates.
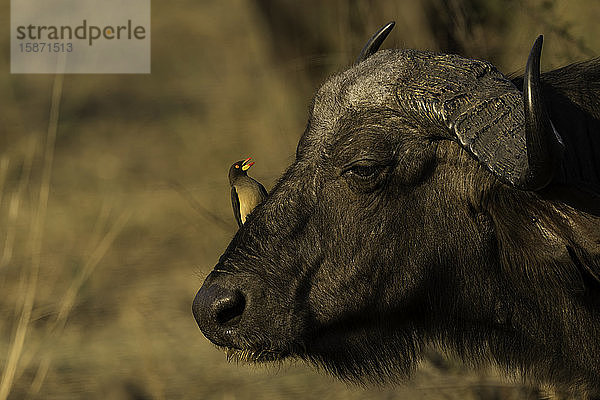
[[355, 21, 395, 64], [521, 35, 564, 190]]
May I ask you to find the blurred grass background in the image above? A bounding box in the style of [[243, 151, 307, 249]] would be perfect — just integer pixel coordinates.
[[0, 0, 599, 398]]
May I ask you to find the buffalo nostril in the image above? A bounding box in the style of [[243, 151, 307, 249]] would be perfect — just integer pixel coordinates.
[[192, 284, 247, 345], [214, 290, 245, 326]]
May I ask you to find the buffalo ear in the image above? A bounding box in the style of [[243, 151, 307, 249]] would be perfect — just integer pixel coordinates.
[[449, 35, 563, 190], [355, 21, 395, 64]]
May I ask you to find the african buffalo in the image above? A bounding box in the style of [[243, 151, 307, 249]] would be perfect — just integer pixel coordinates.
[[193, 22, 600, 395]]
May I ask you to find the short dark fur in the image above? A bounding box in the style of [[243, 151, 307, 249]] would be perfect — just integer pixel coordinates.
[[193, 48, 600, 396]]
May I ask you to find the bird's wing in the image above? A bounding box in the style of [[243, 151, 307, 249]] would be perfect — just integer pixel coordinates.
[[258, 181, 268, 200], [231, 186, 242, 228]]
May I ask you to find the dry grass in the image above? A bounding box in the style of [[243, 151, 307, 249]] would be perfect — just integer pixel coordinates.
[[0, 1, 598, 399]]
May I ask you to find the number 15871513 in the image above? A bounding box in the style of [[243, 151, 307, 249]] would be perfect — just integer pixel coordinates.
[[19, 42, 73, 53]]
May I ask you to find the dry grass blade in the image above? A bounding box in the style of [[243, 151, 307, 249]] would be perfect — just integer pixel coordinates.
[[0, 138, 35, 270], [0, 156, 9, 209], [27, 210, 131, 395], [56, 210, 131, 325], [170, 180, 231, 232], [0, 68, 63, 400]]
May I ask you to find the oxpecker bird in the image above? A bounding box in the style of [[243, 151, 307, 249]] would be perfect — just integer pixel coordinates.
[[229, 157, 268, 227]]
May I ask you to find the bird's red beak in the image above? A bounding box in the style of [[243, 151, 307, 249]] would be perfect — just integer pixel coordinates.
[[241, 157, 254, 171]]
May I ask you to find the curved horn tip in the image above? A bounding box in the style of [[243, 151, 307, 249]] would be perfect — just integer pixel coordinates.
[[533, 34, 544, 50], [527, 36, 543, 66], [355, 21, 396, 64], [525, 35, 544, 81], [522, 33, 564, 191]]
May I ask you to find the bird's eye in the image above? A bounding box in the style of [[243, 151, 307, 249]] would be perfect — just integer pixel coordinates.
[[235, 165, 240, 169]]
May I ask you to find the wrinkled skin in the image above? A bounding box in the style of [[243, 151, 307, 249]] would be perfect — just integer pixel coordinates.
[[193, 50, 600, 393]]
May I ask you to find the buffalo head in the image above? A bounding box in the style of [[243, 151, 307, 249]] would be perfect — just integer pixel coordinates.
[[192, 23, 600, 390]]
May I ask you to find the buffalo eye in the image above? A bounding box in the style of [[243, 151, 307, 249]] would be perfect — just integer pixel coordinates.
[[348, 164, 379, 179], [342, 160, 386, 191]]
